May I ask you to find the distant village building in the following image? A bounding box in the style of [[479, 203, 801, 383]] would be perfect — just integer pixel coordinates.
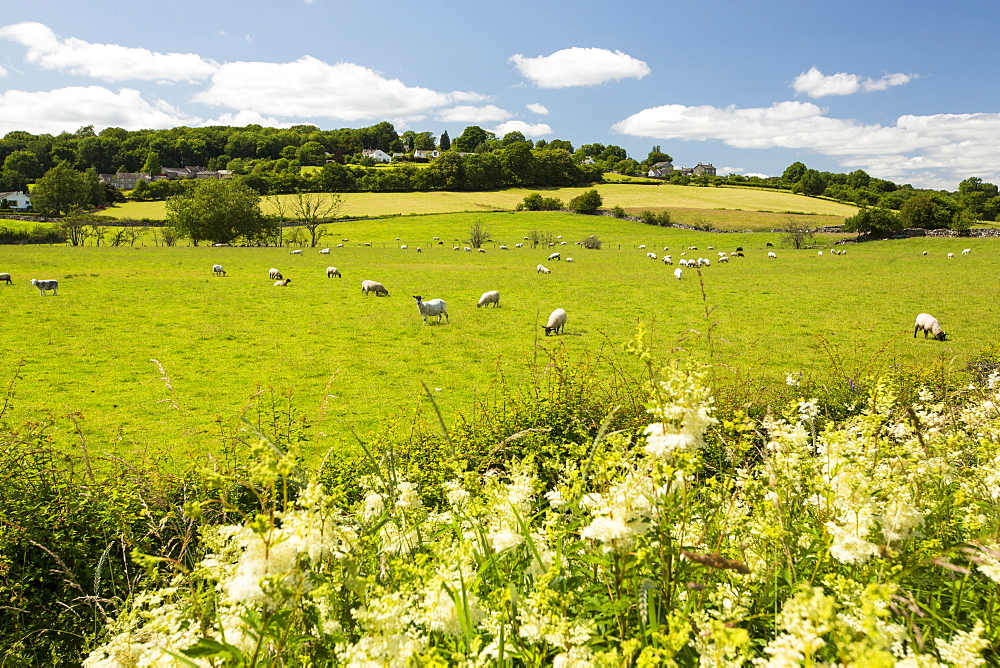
[[99, 173, 152, 190], [361, 149, 392, 163], [162, 166, 205, 179], [692, 162, 716, 176], [647, 161, 674, 178], [0, 191, 31, 210], [413, 149, 440, 159]]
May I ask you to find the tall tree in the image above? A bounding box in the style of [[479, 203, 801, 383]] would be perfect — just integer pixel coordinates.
[[644, 145, 673, 167], [1, 149, 43, 191], [140, 151, 162, 176], [30, 162, 91, 216], [452, 126, 492, 153], [165, 178, 274, 245], [782, 161, 808, 184], [288, 192, 343, 247], [439, 130, 450, 151]]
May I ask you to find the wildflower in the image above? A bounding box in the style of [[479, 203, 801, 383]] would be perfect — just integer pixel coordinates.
[[786, 372, 800, 387], [936, 621, 989, 666], [798, 398, 819, 423], [395, 480, 421, 510]]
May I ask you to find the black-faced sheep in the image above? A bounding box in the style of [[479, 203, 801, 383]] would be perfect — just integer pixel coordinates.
[[269, 268, 283, 280], [913, 313, 946, 341], [536, 264, 551, 274], [477, 290, 500, 308], [362, 280, 389, 296], [542, 308, 567, 336], [274, 278, 292, 287], [413, 295, 448, 323], [212, 264, 226, 276], [326, 267, 342, 278], [0, 272, 11, 285]]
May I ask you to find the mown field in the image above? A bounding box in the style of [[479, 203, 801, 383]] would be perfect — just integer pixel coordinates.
[[1, 209, 995, 470], [101, 182, 857, 230]]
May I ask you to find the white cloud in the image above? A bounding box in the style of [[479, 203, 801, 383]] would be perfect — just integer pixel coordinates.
[[195, 56, 485, 122], [0, 21, 218, 82], [0, 65, 7, 77], [0, 86, 196, 135], [492, 120, 552, 137], [436, 105, 511, 123], [792, 66, 914, 98], [510, 47, 650, 88], [613, 101, 1000, 187], [200, 110, 298, 129], [526, 103, 549, 115]]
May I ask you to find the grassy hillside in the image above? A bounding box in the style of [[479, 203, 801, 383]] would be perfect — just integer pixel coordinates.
[[101, 183, 857, 230], [1, 211, 993, 470]]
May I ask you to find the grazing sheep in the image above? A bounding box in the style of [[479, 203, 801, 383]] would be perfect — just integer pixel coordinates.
[[212, 264, 226, 276], [662, 256, 673, 265], [674, 268, 683, 280], [818, 251, 823, 256], [766, 242, 774, 248], [290, 249, 302, 255], [416, 247, 422, 253], [269, 268, 283, 280], [542, 308, 567, 336], [638, 244, 646, 249], [565, 257, 574, 263], [400, 245, 408, 250], [477, 290, 500, 308], [913, 313, 946, 341], [736, 246, 744, 252], [556, 235, 563, 239], [768, 251, 777, 259], [922, 251, 928, 255], [663, 246, 670, 251], [515, 242, 523, 248], [413, 295, 449, 323], [31, 279, 58, 295], [464, 247, 472, 252], [524, 236, 530, 240], [361, 280, 389, 296], [560, 241, 568, 245], [718, 255, 729, 262], [326, 266, 342, 278], [647, 252, 657, 259], [548, 252, 561, 261], [478, 248, 486, 253], [433, 236, 440, 240], [273, 279, 292, 287], [364, 242, 372, 247], [500, 245, 509, 250], [707, 246, 714, 250], [453, 246, 460, 251], [962, 248, 971, 255], [947, 253, 955, 258], [337, 243, 344, 248], [537, 264, 551, 274], [0, 272, 11, 285], [319, 248, 331, 254]]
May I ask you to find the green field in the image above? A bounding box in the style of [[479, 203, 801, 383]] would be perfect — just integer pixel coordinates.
[[101, 183, 858, 229], [1, 210, 995, 469]]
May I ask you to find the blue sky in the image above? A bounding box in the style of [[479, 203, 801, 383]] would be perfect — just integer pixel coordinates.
[[0, 0, 996, 189]]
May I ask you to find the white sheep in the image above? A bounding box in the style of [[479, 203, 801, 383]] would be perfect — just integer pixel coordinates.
[[913, 313, 946, 341], [560, 241, 567, 245], [674, 268, 683, 280], [361, 280, 389, 296], [212, 264, 226, 276], [319, 248, 331, 254], [962, 248, 971, 255], [269, 268, 283, 280], [453, 246, 460, 251], [638, 244, 646, 249], [433, 236, 440, 240], [662, 256, 673, 265], [478, 248, 486, 253], [337, 243, 344, 248], [477, 290, 500, 308], [768, 251, 777, 259], [31, 279, 58, 295], [274, 278, 292, 287], [542, 308, 567, 336], [500, 245, 509, 250], [515, 243, 523, 248], [326, 266, 342, 278], [922, 251, 928, 256], [536, 264, 551, 274], [548, 252, 561, 261], [290, 249, 302, 255], [818, 251, 823, 256], [947, 253, 955, 258], [416, 247, 422, 253], [364, 242, 371, 247], [413, 295, 449, 323], [663, 246, 670, 251], [565, 257, 574, 263], [464, 247, 472, 252], [647, 252, 657, 259], [0, 272, 11, 285], [556, 235, 563, 239], [400, 245, 408, 249], [718, 255, 729, 262]]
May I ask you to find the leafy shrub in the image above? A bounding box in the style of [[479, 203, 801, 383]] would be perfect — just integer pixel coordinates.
[[567, 189, 602, 214], [517, 192, 563, 211], [609, 205, 627, 218], [638, 209, 672, 226], [581, 234, 603, 249]]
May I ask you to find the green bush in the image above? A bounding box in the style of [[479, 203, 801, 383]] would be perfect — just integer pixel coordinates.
[[567, 189, 602, 214]]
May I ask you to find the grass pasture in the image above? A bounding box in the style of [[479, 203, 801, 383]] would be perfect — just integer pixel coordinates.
[[1, 211, 996, 469], [101, 183, 858, 229]]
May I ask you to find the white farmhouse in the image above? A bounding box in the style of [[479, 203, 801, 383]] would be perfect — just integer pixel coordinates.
[[0, 191, 31, 210], [361, 149, 392, 163]]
